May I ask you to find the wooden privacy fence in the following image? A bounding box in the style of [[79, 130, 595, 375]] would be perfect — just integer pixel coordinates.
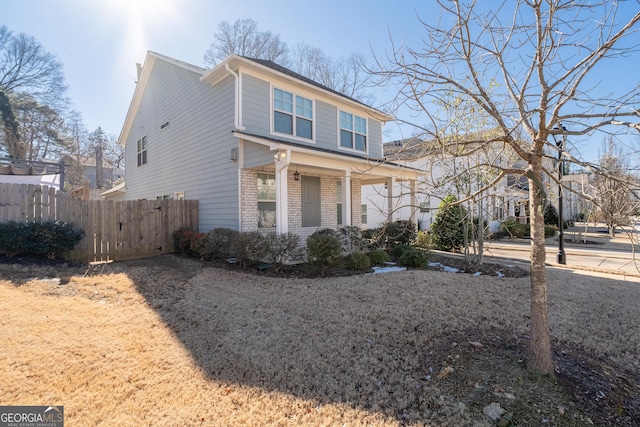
[[0, 183, 198, 263]]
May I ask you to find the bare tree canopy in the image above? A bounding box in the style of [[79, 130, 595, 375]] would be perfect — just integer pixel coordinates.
[[373, 0, 640, 374], [593, 137, 639, 236], [204, 19, 373, 103], [0, 26, 68, 159], [203, 19, 289, 67], [0, 26, 67, 106]]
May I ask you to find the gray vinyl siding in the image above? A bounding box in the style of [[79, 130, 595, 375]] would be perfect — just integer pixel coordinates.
[[241, 73, 270, 137], [123, 58, 238, 232], [315, 100, 337, 149], [243, 142, 273, 169], [367, 119, 383, 158], [239, 72, 384, 160]]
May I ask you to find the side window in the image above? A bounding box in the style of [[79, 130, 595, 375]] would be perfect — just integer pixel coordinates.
[[257, 173, 276, 228], [137, 136, 147, 166]]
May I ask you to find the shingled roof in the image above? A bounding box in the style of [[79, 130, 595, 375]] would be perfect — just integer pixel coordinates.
[[242, 56, 373, 110]]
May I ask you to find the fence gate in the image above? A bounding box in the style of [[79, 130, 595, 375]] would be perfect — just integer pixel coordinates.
[[0, 183, 199, 263]]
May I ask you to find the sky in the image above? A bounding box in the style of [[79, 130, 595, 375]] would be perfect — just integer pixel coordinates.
[[2, 0, 638, 163]]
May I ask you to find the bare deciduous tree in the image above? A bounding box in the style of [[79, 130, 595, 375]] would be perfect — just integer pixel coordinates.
[[0, 26, 68, 159], [13, 94, 69, 161], [593, 137, 639, 237], [203, 19, 289, 67], [204, 20, 373, 102], [373, 1, 640, 374]]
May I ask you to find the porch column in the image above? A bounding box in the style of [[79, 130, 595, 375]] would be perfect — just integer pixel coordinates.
[[409, 179, 418, 229], [386, 177, 395, 222], [342, 171, 351, 226], [274, 150, 290, 234]]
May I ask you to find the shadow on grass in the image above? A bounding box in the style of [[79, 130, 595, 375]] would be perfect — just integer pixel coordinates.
[[126, 255, 640, 426]]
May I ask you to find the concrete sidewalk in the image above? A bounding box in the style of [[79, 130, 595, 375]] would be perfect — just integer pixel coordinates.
[[483, 229, 640, 279]]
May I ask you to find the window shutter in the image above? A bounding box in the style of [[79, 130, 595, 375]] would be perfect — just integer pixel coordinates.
[[301, 176, 321, 227]]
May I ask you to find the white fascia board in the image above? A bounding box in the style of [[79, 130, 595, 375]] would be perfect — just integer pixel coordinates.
[[203, 56, 393, 123], [118, 52, 206, 148], [232, 132, 419, 182]]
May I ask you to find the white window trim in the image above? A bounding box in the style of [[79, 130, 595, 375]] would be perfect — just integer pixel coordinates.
[[338, 110, 368, 154], [270, 85, 316, 143], [257, 172, 277, 229], [137, 136, 148, 166]]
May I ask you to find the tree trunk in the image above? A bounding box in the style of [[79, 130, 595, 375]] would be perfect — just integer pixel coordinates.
[[0, 91, 25, 159], [528, 161, 554, 374]]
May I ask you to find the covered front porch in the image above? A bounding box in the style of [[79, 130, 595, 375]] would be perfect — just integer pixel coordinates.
[[233, 131, 420, 238]]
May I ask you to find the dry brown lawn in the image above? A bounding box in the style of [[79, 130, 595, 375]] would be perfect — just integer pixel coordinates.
[[1, 255, 639, 426]]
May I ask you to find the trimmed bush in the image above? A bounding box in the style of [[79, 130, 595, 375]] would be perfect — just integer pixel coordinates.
[[28, 221, 84, 259], [399, 248, 429, 268], [414, 230, 433, 250], [196, 228, 239, 260], [501, 221, 529, 238], [0, 220, 84, 259], [173, 227, 201, 257], [306, 228, 343, 267], [263, 232, 302, 272], [338, 226, 368, 252], [368, 249, 390, 266], [381, 220, 416, 249], [361, 227, 383, 250], [544, 225, 557, 238], [0, 221, 28, 257], [229, 231, 266, 267], [391, 244, 413, 259], [344, 251, 371, 270]]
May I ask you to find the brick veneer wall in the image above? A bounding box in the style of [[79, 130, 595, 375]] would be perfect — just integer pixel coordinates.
[[240, 169, 260, 232], [240, 168, 363, 240]]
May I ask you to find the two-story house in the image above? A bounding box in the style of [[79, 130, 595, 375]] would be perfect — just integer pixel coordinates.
[[361, 136, 534, 230], [106, 51, 418, 237]]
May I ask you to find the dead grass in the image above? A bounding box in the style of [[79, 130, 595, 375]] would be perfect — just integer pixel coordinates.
[[1, 255, 639, 426]]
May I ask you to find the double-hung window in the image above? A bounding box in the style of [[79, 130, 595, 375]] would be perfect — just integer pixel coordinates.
[[257, 173, 276, 228], [273, 88, 313, 139], [137, 136, 147, 166], [339, 112, 367, 151]]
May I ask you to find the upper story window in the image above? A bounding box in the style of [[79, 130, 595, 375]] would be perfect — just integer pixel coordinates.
[[339, 111, 367, 151], [137, 136, 147, 166], [273, 88, 313, 139]]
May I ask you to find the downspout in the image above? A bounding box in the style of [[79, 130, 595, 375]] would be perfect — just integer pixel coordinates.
[[226, 64, 245, 232], [225, 64, 245, 131]]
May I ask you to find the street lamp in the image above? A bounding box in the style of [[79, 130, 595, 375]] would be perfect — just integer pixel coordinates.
[[552, 125, 567, 265]]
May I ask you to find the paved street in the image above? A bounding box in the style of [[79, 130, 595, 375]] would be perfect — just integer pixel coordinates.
[[481, 223, 640, 280]]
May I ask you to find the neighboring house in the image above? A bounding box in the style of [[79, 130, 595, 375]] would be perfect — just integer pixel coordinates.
[[105, 51, 418, 237], [62, 154, 124, 199], [362, 137, 536, 230], [560, 172, 593, 222], [0, 157, 63, 189]]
